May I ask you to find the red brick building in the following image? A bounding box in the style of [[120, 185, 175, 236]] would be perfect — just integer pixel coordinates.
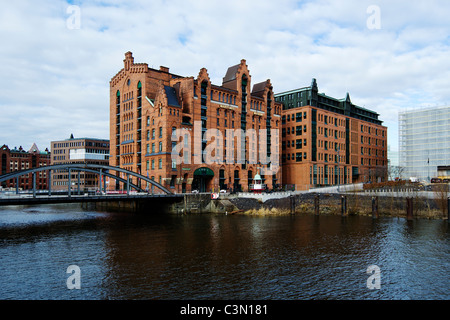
[[0, 143, 51, 190], [275, 79, 388, 190], [109, 52, 282, 193]]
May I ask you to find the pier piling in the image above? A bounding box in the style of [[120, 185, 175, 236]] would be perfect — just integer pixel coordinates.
[[341, 196, 347, 216], [314, 195, 319, 215], [372, 197, 378, 219], [290, 195, 296, 215], [406, 197, 414, 221]]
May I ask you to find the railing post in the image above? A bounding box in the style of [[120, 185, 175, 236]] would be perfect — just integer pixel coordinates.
[[32, 172, 36, 198], [127, 173, 130, 196], [99, 169, 103, 194], [48, 170, 51, 196], [16, 176, 19, 195], [68, 168, 71, 198], [77, 171, 81, 195]]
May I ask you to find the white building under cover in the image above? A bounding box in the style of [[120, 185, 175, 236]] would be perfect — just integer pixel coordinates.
[[399, 105, 450, 181]]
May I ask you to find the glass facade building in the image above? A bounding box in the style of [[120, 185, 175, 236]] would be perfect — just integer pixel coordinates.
[[399, 105, 450, 181]]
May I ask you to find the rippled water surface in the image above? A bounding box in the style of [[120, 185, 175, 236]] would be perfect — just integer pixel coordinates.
[[0, 204, 448, 300]]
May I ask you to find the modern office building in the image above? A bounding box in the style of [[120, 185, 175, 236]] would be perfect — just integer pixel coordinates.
[[109, 51, 282, 193], [50, 135, 110, 191], [0, 143, 51, 190], [275, 79, 388, 190], [399, 105, 450, 181]]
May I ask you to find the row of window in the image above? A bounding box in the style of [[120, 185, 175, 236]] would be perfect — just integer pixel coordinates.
[[318, 140, 344, 151], [361, 136, 385, 147], [282, 152, 308, 162], [282, 125, 307, 137], [146, 127, 164, 140], [361, 148, 386, 157], [282, 111, 308, 124], [211, 91, 281, 115], [146, 158, 164, 170], [310, 165, 347, 186], [317, 113, 343, 127], [146, 142, 164, 154], [275, 91, 307, 102], [53, 142, 109, 149], [283, 139, 308, 150], [317, 153, 344, 163], [361, 124, 385, 136], [5, 179, 47, 185], [317, 126, 343, 139], [361, 158, 387, 166]]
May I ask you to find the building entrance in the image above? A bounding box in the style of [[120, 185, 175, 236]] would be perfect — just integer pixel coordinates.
[[192, 167, 214, 193]]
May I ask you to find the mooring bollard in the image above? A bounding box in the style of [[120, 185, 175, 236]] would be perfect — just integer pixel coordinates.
[[372, 196, 378, 219], [406, 197, 413, 221], [341, 196, 347, 216], [314, 195, 319, 215]]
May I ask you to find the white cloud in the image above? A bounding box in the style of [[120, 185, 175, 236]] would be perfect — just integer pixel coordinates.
[[1, 0, 450, 155]]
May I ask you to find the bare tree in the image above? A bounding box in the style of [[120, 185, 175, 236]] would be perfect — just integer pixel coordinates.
[[434, 183, 449, 218]]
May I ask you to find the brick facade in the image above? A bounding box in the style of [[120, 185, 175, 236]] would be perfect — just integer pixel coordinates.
[[276, 79, 388, 190], [0, 143, 51, 190], [110, 52, 282, 193]]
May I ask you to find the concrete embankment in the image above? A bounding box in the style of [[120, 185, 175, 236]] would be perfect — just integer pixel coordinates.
[[169, 191, 449, 220]]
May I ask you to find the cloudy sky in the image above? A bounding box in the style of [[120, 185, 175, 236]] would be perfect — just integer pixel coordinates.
[[1, 0, 449, 159]]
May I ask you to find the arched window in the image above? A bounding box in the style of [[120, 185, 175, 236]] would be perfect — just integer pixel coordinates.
[[116, 90, 120, 105], [137, 81, 142, 97]]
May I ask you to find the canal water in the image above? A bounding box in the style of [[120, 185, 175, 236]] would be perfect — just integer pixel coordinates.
[[0, 204, 448, 300]]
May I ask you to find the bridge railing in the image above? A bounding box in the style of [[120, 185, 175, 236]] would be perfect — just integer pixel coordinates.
[[0, 163, 172, 197]]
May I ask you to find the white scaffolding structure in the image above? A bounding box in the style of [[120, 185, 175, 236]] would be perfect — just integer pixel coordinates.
[[399, 105, 450, 181]]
